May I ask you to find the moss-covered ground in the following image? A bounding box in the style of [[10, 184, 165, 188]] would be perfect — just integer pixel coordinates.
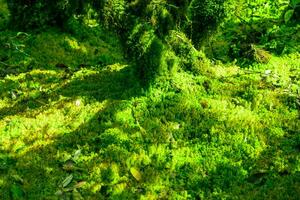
[[1, 1, 300, 199]]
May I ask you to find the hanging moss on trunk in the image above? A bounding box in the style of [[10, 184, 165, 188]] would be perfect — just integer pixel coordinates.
[[186, 0, 226, 46]]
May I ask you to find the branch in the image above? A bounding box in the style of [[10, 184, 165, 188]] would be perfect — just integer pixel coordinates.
[[0, 61, 10, 66]]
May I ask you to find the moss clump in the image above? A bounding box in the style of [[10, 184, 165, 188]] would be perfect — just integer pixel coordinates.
[[167, 30, 208, 73], [241, 44, 272, 64], [187, 0, 226, 45], [126, 23, 179, 86], [0, 28, 300, 199]]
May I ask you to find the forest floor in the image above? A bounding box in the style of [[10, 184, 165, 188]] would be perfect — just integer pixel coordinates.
[[1, 2, 300, 200]]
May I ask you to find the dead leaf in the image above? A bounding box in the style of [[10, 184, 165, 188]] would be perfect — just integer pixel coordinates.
[[74, 181, 86, 189]]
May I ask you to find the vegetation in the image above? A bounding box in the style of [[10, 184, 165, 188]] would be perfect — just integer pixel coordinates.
[[0, 0, 299, 199]]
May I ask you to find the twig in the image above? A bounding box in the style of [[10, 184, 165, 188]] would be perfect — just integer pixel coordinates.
[[175, 34, 198, 52], [14, 46, 30, 57], [34, 99, 47, 106], [0, 61, 10, 66]]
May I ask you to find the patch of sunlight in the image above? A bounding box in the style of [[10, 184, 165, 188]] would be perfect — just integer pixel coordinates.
[[19, 140, 54, 156], [0, 100, 107, 155], [103, 63, 129, 72], [113, 182, 127, 195], [0, 179, 5, 189], [207, 98, 232, 112], [255, 53, 300, 71], [211, 64, 240, 78], [227, 106, 259, 129], [64, 36, 87, 53], [115, 108, 135, 125], [85, 19, 99, 28], [29, 69, 59, 76], [0, 99, 9, 109]]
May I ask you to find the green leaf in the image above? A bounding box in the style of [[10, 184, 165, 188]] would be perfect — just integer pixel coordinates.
[[284, 9, 294, 23], [130, 167, 142, 181], [73, 149, 81, 161], [62, 174, 73, 188], [74, 181, 86, 189], [16, 32, 29, 37]]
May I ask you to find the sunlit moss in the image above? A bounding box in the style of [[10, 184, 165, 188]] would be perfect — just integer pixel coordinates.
[[1, 2, 300, 198], [64, 37, 87, 53]]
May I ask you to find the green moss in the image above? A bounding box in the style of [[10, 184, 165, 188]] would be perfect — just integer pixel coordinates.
[[1, 2, 300, 199]]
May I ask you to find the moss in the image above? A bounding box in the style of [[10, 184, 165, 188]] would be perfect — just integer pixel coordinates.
[[167, 30, 207, 73], [1, 42, 300, 198], [187, 0, 226, 45], [253, 47, 272, 64], [1, 1, 300, 199]]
